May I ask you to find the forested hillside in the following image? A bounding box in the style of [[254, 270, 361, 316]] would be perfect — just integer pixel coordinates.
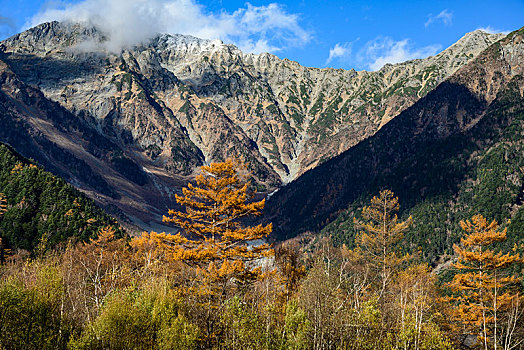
[[1, 161, 522, 349], [325, 74, 524, 262], [0, 143, 123, 252]]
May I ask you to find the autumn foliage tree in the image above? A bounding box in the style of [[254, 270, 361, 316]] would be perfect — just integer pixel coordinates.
[[445, 215, 522, 350], [0, 193, 8, 263], [0, 193, 6, 215], [132, 159, 273, 284], [354, 189, 412, 300], [62, 225, 130, 322]]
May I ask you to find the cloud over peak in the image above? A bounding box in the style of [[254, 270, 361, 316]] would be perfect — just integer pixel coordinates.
[[475, 26, 510, 35], [425, 9, 453, 28], [365, 37, 441, 71], [30, 0, 311, 54], [326, 42, 353, 64], [326, 36, 441, 71]]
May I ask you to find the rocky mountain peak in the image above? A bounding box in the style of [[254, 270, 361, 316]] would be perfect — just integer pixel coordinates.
[[1, 21, 105, 54], [154, 33, 225, 53], [445, 29, 505, 57]]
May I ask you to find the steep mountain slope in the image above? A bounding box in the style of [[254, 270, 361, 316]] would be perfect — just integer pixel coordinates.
[[0, 143, 123, 252], [265, 27, 524, 252], [1, 22, 502, 185], [0, 22, 504, 230], [0, 57, 185, 231]]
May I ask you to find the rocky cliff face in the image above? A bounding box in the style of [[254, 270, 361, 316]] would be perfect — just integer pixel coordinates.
[[0, 56, 186, 232], [0, 21, 506, 230], [1, 22, 503, 185]]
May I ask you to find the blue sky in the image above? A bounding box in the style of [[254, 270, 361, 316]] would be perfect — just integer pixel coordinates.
[[0, 0, 522, 70]]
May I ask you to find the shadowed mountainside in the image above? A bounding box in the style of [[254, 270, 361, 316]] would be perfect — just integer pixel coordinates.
[[265, 27, 524, 251]]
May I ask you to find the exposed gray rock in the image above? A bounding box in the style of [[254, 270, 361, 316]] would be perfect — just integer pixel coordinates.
[[1, 21, 503, 187]]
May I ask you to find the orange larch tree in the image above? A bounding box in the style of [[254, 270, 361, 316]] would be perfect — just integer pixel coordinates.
[[0, 193, 6, 215], [354, 189, 412, 300], [0, 193, 8, 263], [445, 214, 522, 350], [132, 159, 273, 284]]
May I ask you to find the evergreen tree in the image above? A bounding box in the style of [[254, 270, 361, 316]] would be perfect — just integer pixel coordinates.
[[0, 193, 6, 215]]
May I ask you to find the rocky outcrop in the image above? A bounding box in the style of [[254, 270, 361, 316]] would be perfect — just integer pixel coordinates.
[[0, 56, 183, 232]]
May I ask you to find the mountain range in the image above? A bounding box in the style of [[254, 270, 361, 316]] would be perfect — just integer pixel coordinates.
[[0, 21, 520, 239]]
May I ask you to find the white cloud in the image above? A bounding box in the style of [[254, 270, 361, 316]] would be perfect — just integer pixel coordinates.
[[475, 26, 510, 35], [425, 9, 453, 28], [363, 37, 441, 71], [326, 42, 352, 64], [29, 0, 311, 54], [324, 36, 441, 71]]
